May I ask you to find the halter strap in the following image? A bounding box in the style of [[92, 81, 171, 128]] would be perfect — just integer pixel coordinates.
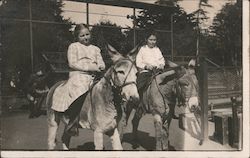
[[176, 70, 199, 106], [110, 58, 137, 89], [185, 71, 199, 98]]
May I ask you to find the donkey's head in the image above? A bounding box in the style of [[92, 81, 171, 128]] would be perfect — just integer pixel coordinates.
[[106, 44, 139, 103], [177, 61, 199, 112]]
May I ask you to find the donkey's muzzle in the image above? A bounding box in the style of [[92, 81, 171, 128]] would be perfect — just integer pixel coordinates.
[[129, 95, 139, 104]]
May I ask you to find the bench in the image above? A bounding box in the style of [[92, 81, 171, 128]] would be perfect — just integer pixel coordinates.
[[212, 98, 242, 149]]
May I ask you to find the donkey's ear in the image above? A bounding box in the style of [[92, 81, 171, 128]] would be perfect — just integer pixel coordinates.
[[188, 59, 196, 67], [107, 44, 123, 63], [127, 42, 142, 61], [176, 66, 186, 78]]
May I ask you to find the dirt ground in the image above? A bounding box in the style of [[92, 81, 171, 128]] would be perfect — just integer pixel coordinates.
[[1, 106, 236, 151]]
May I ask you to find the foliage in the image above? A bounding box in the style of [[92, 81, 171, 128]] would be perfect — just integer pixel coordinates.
[[91, 21, 129, 67], [1, 0, 73, 73], [209, 0, 242, 66], [191, 0, 212, 25], [125, 0, 198, 58]]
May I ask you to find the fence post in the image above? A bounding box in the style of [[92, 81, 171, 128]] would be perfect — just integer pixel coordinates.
[[86, 3, 89, 25], [230, 96, 239, 148], [29, 0, 34, 72], [171, 14, 174, 61], [133, 8, 136, 47], [198, 57, 208, 143]]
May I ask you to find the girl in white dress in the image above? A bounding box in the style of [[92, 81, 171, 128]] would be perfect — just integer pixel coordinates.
[[52, 24, 105, 112], [136, 30, 178, 95]]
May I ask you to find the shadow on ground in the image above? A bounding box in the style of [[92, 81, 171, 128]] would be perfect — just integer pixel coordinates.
[[123, 131, 176, 151], [72, 142, 95, 151]]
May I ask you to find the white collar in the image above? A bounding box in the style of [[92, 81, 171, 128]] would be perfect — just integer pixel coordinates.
[[145, 45, 157, 49]]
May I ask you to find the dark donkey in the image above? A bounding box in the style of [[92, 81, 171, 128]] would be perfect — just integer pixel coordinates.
[[9, 61, 53, 118], [130, 61, 200, 150]]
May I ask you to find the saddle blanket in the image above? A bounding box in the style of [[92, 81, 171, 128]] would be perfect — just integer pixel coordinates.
[[51, 73, 93, 112]]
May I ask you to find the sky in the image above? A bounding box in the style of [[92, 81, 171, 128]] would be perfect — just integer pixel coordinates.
[[62, 0, 235, 28], [178, 0, 235, 27], [62, 1, 133, 27]]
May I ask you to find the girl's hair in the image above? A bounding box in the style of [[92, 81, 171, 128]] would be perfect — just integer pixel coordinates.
[[140, 29, 158, 46], [73, 23, 89, 39], [144, 29, 158, 40]]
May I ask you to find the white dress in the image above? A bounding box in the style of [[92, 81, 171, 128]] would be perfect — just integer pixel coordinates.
[[51, 42, 105, 112], [136, 45, 165, 70]]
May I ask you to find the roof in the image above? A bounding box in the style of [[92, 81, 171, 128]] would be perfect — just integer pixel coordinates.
[[68, 0, 173, 9]]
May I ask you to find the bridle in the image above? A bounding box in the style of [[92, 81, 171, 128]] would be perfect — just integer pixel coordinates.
[[106, 58, 137, 92], [176, 69, 199, 108], [88, 57, 138, 122]]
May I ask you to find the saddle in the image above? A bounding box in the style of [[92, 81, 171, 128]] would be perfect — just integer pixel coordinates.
[[64, 92, 89, 136], [137, 69, 168, 96], [64, 74, 103, 136]]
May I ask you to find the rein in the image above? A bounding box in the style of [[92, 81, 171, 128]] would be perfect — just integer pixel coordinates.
[[152, 71, 167, 111], [89, 58, 137, 109], [147, 70, 170, 114], [143, 68, 178, 114]]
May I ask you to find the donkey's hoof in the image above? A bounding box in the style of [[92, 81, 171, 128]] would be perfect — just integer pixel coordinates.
[[132, 143, 139, 149], [62, 143, 69, 150], [48, 143, 56, 150], [199, 140, 203, 145]]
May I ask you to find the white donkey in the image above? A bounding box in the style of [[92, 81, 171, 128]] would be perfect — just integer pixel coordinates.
[[46, 44, 139, 150]]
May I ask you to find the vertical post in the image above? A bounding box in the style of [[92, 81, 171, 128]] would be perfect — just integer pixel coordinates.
[[198, 57, 208, 143], [196, 28, 200, 65], [133, 8, 136, 47], [29, 0, 34, 72], [171, 14, 174, 61], [86, 3, 89, 25], [231, 97, 239, 148], [196, 31, 200, 57], [196, 2, 201, 65]]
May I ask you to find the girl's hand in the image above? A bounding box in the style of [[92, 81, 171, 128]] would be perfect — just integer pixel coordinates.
[[92, 66, 101, 72], [87, 63, 100, 72], [99, 65, 105, 71], [96, 68, 101, 72], [158, 64, 165, 70], [145, 65, 154, 70]]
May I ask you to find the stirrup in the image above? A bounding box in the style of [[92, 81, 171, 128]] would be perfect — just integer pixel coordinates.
[[66, 124, 79, 136]]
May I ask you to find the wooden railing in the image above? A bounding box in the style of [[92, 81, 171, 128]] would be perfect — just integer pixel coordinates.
[[42, 52, 70, 73]]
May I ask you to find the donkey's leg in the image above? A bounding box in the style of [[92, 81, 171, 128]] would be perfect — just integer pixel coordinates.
[[94, 128, 104, 150], [162, 115, 171, 151], [110, 128, 123, 150], [131, 106, 143, 149], [61, 132, 71, 150], [154, 114, 162, 150], [117, 110, 126, 141], [61, 116, 71, 150], [116, 101, 127, 141], [47, 110, 60, 150], [160, 104, 175, 151], [154, 114, 168, 150]]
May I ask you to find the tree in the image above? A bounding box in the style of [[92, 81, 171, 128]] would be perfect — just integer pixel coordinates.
[[1, 0, 73, 74], [190, 0, 212, 58], [91, 21, 128, 67], [210, 0, 242, 66], [126, 0, 198, 58]]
